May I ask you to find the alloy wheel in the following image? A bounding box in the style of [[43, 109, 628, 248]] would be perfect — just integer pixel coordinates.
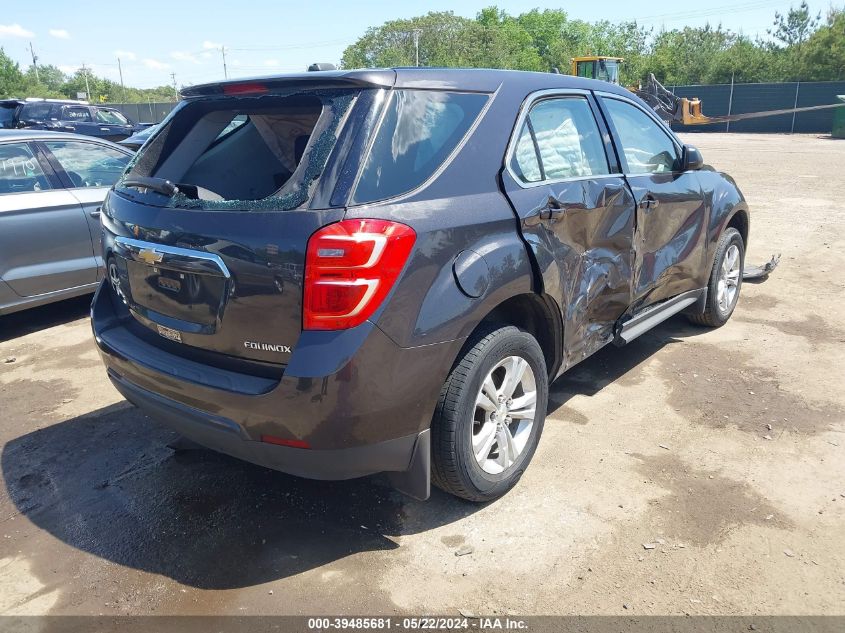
[[717, 244, 741, 312], [472, 355, 537, 475]]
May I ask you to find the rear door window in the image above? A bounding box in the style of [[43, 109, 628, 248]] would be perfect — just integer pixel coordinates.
[[43, 140, 131, 188], [353, 90, 488, 204], [63, 107, 92, 122], [0, 143, 51, 194], [510, 96, 609, 184], [118, 90, 358, 210]]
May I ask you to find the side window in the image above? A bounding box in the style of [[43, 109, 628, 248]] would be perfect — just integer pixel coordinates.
[[19, 103, 52, 122], [43, 141, 130, 188], [510, 97, 609, 184], [353, 90, 488, 204], [63, 107, 92, 122], [0, 143, 51, 194], [602, 98, 679, 174], [509, 123, 542, 183], [95, 109, 129, 125]]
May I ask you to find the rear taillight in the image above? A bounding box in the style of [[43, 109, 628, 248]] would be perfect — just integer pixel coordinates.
[[303, 219, 416, 330]]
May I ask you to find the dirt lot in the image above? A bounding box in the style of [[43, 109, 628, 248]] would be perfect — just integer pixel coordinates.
[[0, 133, 843, 617]]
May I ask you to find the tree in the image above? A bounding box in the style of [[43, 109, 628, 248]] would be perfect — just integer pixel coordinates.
[[769, 1, 821, 48], [341, 12, 480, 69], [802, 7, 845, 80], [0, 48, 25, 98]]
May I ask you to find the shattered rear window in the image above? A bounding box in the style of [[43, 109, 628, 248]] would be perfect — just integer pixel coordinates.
[[116, 89, 358, 211]]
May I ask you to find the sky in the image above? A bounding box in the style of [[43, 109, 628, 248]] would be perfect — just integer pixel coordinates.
[[0, 0, 830, 89]]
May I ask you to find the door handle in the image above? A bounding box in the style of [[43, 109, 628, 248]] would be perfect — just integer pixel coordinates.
[[540, 195, 567, 221], [639, 196, 660, 210], [89, 207, 101, 218]]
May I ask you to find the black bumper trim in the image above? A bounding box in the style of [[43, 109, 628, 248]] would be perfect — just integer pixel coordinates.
[[108, 370, 430, 490], [93, 281, 278, 396]]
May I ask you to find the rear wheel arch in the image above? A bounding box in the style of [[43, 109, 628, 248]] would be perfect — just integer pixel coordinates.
[[456, 292, 562, 380]]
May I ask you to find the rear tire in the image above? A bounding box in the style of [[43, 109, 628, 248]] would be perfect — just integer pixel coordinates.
[[431, 326, 548, 502], [688, 227, 744, 327]]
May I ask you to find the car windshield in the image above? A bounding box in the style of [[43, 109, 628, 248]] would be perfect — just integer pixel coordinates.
[[96, 109, 129, 125], [116, 89, 358, 211], [597, 60, 620, 84]]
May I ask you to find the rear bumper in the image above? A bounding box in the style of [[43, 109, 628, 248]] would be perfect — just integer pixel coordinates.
[[92, 281, 458, 498], [108, 369, 428, 485]]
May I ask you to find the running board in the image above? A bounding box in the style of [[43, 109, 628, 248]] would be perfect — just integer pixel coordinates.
[[614, 288, 705, 345]]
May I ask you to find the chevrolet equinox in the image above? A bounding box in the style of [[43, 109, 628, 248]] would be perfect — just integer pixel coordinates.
[[92, 69, 748, 501]]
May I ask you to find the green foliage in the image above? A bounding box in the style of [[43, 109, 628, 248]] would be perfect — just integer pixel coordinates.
[[2, 5, 844, 102], [0, 47, 176, 103], [341, 4, 845, 85], [0, 48, 24, 98], [803, 8, 845, 80]]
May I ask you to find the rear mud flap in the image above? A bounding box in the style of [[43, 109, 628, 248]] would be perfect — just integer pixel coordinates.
[[387, 429, 431, 501]]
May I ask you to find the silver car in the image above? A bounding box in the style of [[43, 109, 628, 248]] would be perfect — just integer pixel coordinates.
[[0, 130, 133, 315]]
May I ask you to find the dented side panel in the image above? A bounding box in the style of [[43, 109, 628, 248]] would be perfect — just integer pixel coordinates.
[[626, 172, 708, 308], [501, 169, 635, 372]]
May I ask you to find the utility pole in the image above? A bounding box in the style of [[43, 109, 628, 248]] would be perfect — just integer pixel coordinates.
[[725, 72, 735, 133], [117, 57, 127, 103], [221, 46, 228, 79], [170, 72, 179, 101], [28, 42, 39, 82], [412, 30, 421, 67], [80, 63, 91, 101]]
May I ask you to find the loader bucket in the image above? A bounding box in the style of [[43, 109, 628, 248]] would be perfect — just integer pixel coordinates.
[[681, 98, 712, 125]]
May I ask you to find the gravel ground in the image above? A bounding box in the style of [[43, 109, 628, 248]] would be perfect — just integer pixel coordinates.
[[0, 133, 842, 617]]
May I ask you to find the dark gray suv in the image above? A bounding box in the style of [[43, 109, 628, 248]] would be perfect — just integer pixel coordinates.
[[92, 68, 748, 502]]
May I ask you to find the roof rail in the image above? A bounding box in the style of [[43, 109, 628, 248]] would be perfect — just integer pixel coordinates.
[[23, 97, 90, 104]]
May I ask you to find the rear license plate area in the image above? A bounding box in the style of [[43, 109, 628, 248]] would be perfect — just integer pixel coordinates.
[[123, 259, 226, 329]]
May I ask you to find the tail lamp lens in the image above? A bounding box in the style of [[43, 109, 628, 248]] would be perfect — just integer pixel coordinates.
[[303, 219, 416, 330]]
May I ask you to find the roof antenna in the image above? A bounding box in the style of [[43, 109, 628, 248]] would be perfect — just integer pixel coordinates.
[[550, 67, 561, 74]]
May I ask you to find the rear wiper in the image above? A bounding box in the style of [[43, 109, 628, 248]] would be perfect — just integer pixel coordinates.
[[121, 176, 179, 196]]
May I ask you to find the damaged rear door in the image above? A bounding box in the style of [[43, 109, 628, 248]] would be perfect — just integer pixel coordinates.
[[501, 90, 635, 370]]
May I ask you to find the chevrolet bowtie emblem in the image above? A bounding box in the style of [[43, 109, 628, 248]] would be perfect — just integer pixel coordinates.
[[138, 248, 164, 265]]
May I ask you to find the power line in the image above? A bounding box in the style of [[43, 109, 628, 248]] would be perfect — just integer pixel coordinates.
[[626, 0, 785, 23], [227, 38, 350, 52]]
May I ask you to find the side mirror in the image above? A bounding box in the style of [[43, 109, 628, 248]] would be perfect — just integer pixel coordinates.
[[682, 145, 704, 171]]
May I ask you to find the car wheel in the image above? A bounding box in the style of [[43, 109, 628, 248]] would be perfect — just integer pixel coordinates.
[[431, 325, 548, 502], [107, 256, 123, 299], [688, 227, 744, 327]]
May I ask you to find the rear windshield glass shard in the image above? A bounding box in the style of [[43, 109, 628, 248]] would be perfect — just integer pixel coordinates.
[[116, 89, 358, 211]]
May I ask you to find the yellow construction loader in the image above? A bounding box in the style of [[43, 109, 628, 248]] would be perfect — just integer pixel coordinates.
[[570, 55, 844, 127]]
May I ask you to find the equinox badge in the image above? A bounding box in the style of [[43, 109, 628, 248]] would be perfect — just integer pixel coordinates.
[[244, 341, 292, 354]]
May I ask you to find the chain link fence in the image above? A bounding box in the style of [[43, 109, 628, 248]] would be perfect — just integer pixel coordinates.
[[671, 80, 845, 133], [106, 102, 176, 124]]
